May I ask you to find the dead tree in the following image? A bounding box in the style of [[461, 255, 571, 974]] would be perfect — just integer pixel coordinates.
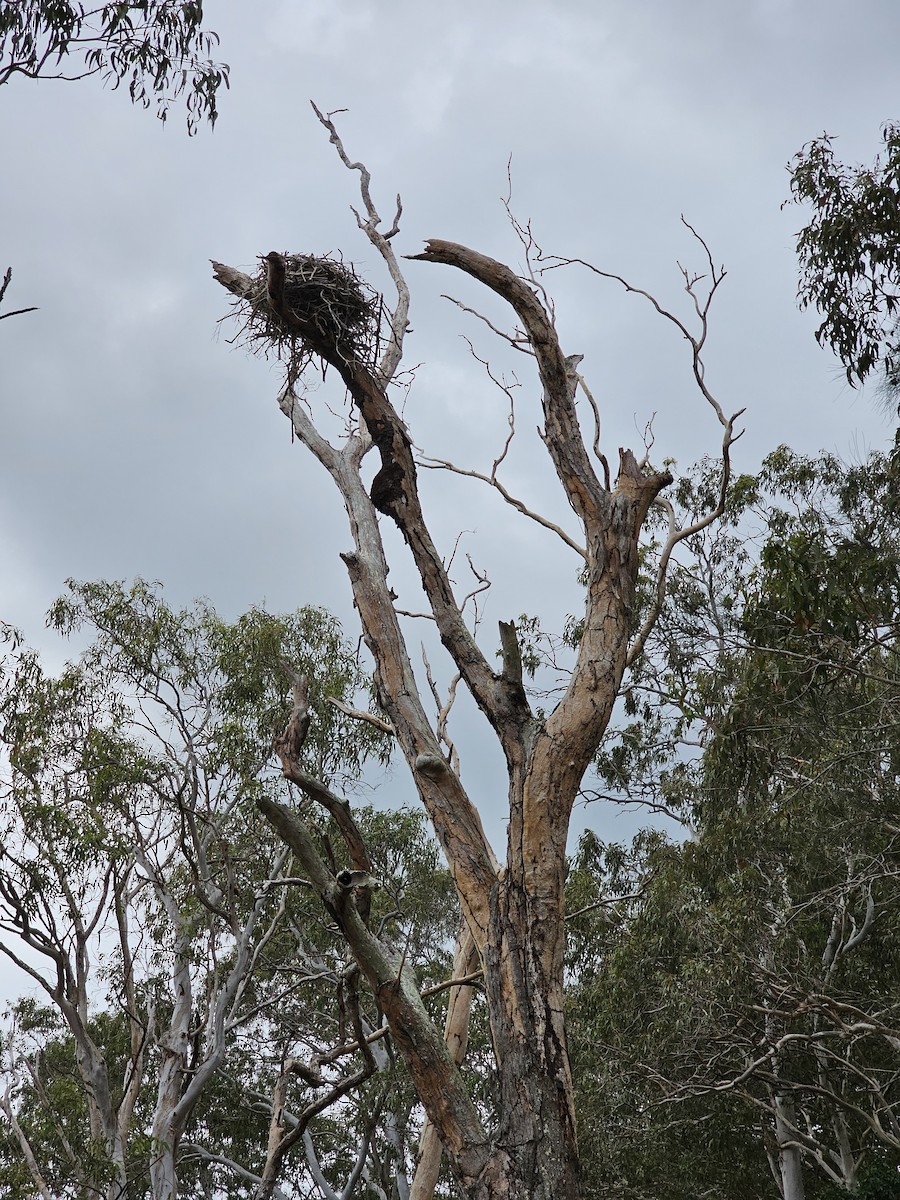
[[212, 105, 742, 1200]]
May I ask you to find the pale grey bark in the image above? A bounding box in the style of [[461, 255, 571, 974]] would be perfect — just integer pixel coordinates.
[[0, 851, 130, 1197], [304, 1128, 370, 1200], [0, 1077, 54, 1200], [0, 670, 312, 1200], [774, 1094, 807, 1200]]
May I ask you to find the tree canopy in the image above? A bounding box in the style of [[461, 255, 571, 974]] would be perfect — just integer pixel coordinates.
[[0, 581, 461, 1200], [0, 1, 228, 131], [789, 124, 900, 463], [568, 446, 900, 1199]]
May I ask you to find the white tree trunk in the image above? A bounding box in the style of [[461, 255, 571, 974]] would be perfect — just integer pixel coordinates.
[[774, 1094, 806, 1200]]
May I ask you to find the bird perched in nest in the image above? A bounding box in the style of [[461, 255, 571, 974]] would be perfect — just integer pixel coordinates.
[[264, 250, 286, 313]]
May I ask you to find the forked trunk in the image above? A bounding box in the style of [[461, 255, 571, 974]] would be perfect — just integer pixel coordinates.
[[214, 126, 737, 1196]]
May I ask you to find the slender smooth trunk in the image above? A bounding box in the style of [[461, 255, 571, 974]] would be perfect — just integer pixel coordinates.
[[149, 929, 193, 1200], [774, 1095, 806, 1200], [411, 922, 478, 1200]]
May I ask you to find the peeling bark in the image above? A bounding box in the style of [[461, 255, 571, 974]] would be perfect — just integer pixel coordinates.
[[214, 159, 736, 1197]]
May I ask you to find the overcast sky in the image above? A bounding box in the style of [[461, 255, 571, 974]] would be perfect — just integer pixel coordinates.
[[1, 0, 898, 881]]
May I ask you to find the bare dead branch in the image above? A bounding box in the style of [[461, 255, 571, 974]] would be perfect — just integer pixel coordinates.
[[627, 405, 745, 667], [441, 293, 533, 353], [502, 163, 558, 323], [311, 103, 410, 383], [408, 240, 608, 526], [395, 607, 436, 621], [459, 554, 491, 619], [574, 371, 611, 489], [544, 226, 730, 427], [0, 267, 37, 319], [418, 453, 587, 560], [272, 677, 375, 913], [256, 796, 493, 1179], [214, 257, 535, 778], [325, 695, 394, 735], [537, 233, 744, 668], [422, 645, 461, 776], [214, 157, 744, 1198]]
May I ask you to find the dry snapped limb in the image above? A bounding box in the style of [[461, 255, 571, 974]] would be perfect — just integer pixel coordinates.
[[263, 680, 494, 1187], [573, 369, 611, 489], [260, 797, 494, 1191], [545, 218, 731, 419], [311, 966, 485, 1072], [451, 550, 492, 629], [272, 667, 375, 916], [422, 646, 462, 776], [325, 421, 500, 943], [406, 242, 672, 837], [325, 694, 394, 735], [440, 292, 535, 355], [419, 450, 588, 560], [407, 242, 670, 810], [214, 258, 534, 758], [501, 164, 560, 326], [213, 126, 533, 753]]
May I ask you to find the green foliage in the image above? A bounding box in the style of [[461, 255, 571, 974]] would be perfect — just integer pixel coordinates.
[[0, 1, 228, 131], [0, 803, 455, 1200], [0, 1004, 145, 1199], [0, 581, 445, 1200], [789, 125, 900, 388], [588, 447, 898, 815], [568, 447, 900, 1197], [817, 1157, 900, 1199], [45, 577, 390, 785], [567, 824, 773, 1199]]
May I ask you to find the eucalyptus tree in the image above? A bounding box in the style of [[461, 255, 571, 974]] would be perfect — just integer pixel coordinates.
[[0, 2, 228, 321], [212, 106, 742, 1200], [789, 124, 900, 459], [0, 1, 228, 131], [0, 806, 455, 1200], [0, 580, 455, 1200], [566, 448, 900, 1200]]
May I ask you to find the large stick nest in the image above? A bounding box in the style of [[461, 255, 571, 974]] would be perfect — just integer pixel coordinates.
[[239, 252, 382, 377]]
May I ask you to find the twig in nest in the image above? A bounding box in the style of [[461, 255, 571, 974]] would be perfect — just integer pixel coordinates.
[[228, 251, 383, 383]]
